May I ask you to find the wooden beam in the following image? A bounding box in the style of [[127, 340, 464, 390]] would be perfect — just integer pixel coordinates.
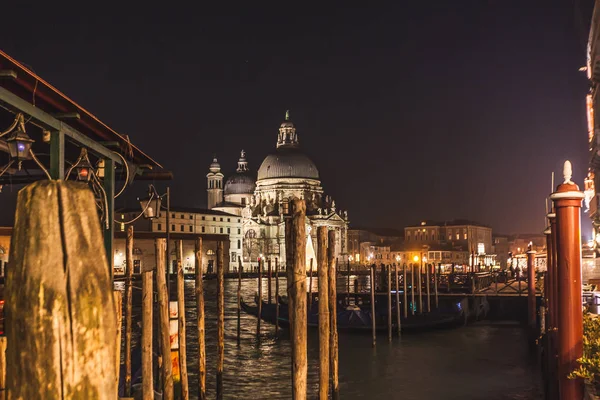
[[53, 112, 81, 120]]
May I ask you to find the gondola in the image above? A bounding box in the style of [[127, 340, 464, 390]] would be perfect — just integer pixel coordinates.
[[240, 295, 468, 332]]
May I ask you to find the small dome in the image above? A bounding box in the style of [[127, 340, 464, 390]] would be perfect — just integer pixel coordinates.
[[209, 157, 221, 173], [257, 147, 319, 181], [225, 173, 256, 195]]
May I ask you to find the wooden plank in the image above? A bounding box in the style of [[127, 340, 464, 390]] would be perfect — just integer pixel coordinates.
[[6, 181, 116, 398]]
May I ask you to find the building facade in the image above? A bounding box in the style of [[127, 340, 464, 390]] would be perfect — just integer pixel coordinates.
[[209, 112, 349, 270], [405, 220, 493, 255]]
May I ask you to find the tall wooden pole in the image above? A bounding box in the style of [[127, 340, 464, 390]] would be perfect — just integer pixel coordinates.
[[308, 258, 314, 311], [124, 225, 134, 397], [176, 241, 189, 400], [395, 263, 401, 337], [0, 337, 5, 400], [217, 241, 225, 400], [268, 258, 273, 304], [196, 238, 206, 400], [434, 263, 439, 309], [317, 226, 330, 400], [550, 163, 584, 400], [285, 199, 307, 399], [410, 264, 415, 316], [142, 269, 154, 400], [114, 290, 122, 398], [547, 211, 558, 400], [328, 232, 339, 400], [526, 243, 537, 341], [387, 265, 392, 342], [417, 261, 423, 313], [426, 262, 431, 313], [257, 258, 263, 336], [370, 264, 376, 347], [156, 239, 173, 400], [275, 257, 280, 336], [403, 263, 408, 318], [347, 259, 351, 305], [237, 256, 243, 344]]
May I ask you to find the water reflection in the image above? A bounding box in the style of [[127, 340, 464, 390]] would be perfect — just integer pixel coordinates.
[[118, 277, 542, 399]]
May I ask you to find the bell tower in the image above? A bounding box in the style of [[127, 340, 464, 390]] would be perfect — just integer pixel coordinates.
[[207, 156, 224, 209]]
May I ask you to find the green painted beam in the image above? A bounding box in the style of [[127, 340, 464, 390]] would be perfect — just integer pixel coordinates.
[[0, 87, 121, 164], [49, 131, 64, 180], [103, 158, 115, 281]]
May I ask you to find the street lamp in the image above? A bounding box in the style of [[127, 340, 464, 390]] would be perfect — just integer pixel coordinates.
[[74, 148, 94, 182], [395, 255, 401, 263], [5, 115, 34, 163]]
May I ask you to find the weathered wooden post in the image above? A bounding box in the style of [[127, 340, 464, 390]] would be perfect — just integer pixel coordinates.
[[546, 211, 559, 400], [257, 258, 263, 336], [526, 243, 536, 341], [0, 337, 5, 400], [370, 264, 376, 347], [395, 263, 401, 337], [410, 263, 415, 316], [125, 226, 134, 397], [347, 258, 351, 305], [142, 268, 154, 399], [196, 238, 206, 400], [550, 161, 584, 400], [417, 261, 423, 313], [268, 257, 273, 304], [317, 226, 330, 400], [114, 290, 123, 397], [156, 239, 174, 400], [403, 263, 408, 318], [328, 232, 340, 400], [426, 262, 431, 313], [176, 241, 189, 400], [275, 257, 280, 336], [6, 181, 116, 398], [237, 256, 243, 344], [308, 257, 314, 311], [387, 265, 392, 342], [434, 263, 439, 309], [285, 199, 307, 399], [217, 240, 225, 400]]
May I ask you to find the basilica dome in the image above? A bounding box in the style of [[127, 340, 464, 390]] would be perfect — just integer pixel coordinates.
[[225, 150, 256, 195], [257, 148, 319, 180], [257, 111, 320, 181], [225, 173, 255, 195]]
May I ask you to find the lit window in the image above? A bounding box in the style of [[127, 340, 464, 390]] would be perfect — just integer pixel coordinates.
[[456, 233, 459, 240], [477, 243, 485, 254], [464, 233, 467, 239]]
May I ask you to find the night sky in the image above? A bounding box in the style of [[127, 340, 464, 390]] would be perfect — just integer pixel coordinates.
[[0, 1, 594, 235]]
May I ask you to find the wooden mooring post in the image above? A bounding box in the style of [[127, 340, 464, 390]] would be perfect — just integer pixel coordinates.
[[156, 239, 174, 400], [125, 226, 134, 397], [426, 262, 431, 313], [526, 243, 536, 342], [317, 226, 330, 400], [0, 337, 5, 400], [275, 257, 280, 336], [177, 240, 189, 400], [268, 258, 273, 304], [114, 290, 123, 398], [328, 232, 339, 400], [257, 258, 263, 336], [285, 199, 308, 399], [410, 264, 415, 316], [387, 265, 392, 342], [395, 263, 401, 337], [142, 269, 154, 399], [6, 181, 117, 398], [217, 240, 225, 400], [370, 264, 376, 347], [550, 161, 584, 400], [309, 258, 314, 311], [403, 263, 408, 318], [347, 259, 351, 305], [196, 238, 206, 400], [237, 256, 243, 344], [434, 263, 439, 309], [418, 261, 423, 313]]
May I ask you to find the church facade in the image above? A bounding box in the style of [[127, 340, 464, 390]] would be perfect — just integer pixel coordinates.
[[209, 112, 349, 270]]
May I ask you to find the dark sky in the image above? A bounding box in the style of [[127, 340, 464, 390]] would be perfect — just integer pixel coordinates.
[[0, 1, 594, 235]]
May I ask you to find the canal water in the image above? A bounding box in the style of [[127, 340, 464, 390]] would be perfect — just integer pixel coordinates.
[[117, 277, 542, 400]]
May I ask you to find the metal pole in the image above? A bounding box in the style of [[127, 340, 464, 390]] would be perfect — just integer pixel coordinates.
[[103, 158, 115, 281]]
